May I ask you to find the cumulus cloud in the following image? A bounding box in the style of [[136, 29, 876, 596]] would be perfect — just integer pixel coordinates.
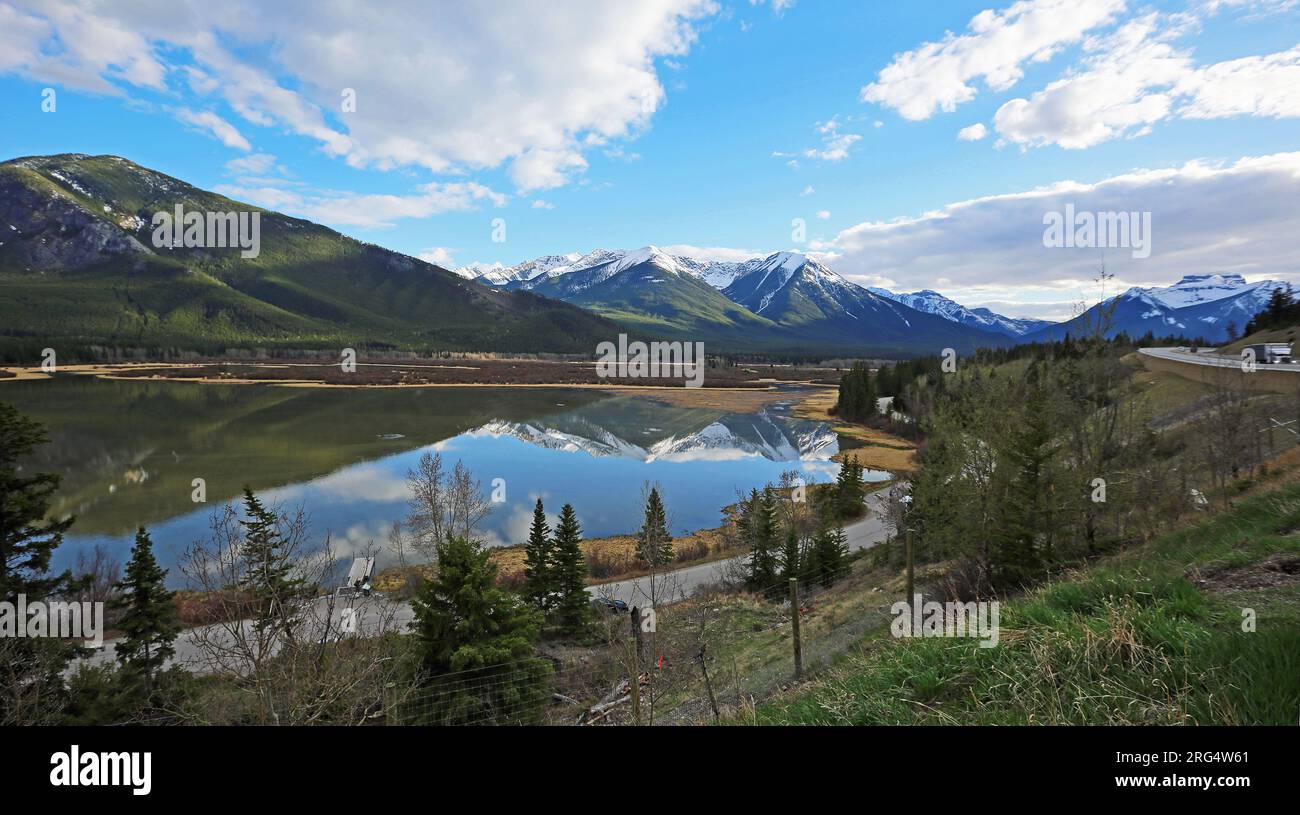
[[957, 123, 989, 141], [992, 11, 1300, 149], [860, 0, 1125, 120], [815, 152, 1300, 319], [2, 0, 718, 190]]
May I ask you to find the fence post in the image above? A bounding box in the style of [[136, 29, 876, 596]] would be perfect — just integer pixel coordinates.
[[790, 578, 803, 680], [905, 525, 915, 611], [629, 606, 643, 725]]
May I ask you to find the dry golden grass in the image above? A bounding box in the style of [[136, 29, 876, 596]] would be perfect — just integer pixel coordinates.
[[793, 387, 918, 473], [372, 524, 740, 594]]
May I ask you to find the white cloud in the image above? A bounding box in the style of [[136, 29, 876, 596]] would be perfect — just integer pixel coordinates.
[[417, 247, 458, 267], [531, 199, 556, 210], [215, 180, 508, 228], [1, 0, 718, 191], [223, 152, 278, 176], [1177, 44, 1300, 120], [174, 108, 252, 150], [994, 13, 1300, 149], [800, 185, 815, 196], [816, 210, 830, 219], [816, 152, 1300, 318], [860, 0, 1125, 120], [786, 116, 861, 163], [957, 123, 988, 141], [0, 0, 166, 94]]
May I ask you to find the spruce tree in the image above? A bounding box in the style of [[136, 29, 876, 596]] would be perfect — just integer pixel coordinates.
[[635, 487, 673, 565], [410, 535, 549, 724], [993, 368, 1053, 588], [0, 402, 76, 603], [779, 527, 801, 583], [110, 527, 179, 690], [549, 504, 589, 635], [745, 489, 780, 596], [237, 488, 303, 636], [521, 498, 553, 612], [809, 496, 850, 587], [834, 455, 865, 518], [0, 402, 79, 723]]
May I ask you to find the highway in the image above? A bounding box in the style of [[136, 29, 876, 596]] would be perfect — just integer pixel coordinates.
[[1138, 346, 1300, 372]]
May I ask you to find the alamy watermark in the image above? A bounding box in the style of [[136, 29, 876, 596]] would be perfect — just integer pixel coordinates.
[[0, 594, 104, 648], [890, 595, 1000, 648], [1042, 204, 1151, 259], [151, 204, 261, 258], [50, 746, 151, 796], [596, 334, 705, 388]]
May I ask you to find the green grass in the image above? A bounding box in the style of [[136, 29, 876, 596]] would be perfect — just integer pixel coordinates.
[[750, 482, 1300, 725]]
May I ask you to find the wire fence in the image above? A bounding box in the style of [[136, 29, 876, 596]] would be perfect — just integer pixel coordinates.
[[100, 537, 911, 727]]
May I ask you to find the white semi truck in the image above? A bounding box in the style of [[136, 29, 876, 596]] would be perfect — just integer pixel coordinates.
[[1243, 343, 1294, 364]]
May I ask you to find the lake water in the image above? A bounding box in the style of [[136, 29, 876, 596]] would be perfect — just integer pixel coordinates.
[[2, 376, 883, 584]]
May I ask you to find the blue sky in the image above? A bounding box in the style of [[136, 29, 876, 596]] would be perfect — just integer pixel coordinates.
[[2, 0, 1298, 319]]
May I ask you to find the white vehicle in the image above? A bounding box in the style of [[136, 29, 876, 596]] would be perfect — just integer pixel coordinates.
[[1243, 343, 1293, 364]]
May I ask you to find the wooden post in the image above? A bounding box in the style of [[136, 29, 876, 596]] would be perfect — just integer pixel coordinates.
[[789, 578, 803, 680], [629, 607, 642, 725], [905, 525, 915, 611], [698, 644, 720, 722]]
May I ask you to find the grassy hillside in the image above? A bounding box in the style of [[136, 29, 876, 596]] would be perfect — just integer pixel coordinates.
[[0, 154, 621, 357], [751, 479, 1300, 725]]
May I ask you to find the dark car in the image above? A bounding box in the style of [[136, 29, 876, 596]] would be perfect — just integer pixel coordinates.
[[593, 597, 629, 613]]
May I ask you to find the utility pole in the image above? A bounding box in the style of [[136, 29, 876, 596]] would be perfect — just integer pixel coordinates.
[[789, 578, 803, 680]]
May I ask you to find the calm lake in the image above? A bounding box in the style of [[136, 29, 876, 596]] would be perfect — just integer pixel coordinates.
[[2, 376, 883, 584]]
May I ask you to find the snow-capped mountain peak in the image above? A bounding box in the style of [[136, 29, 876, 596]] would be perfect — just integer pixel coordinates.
[[869, 287, 1051, 337]]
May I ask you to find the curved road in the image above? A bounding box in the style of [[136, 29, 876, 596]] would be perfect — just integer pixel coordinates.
[[1139, 346, 1300, 372], [586, 490, 891, 607], [80, 492, 893, 673]]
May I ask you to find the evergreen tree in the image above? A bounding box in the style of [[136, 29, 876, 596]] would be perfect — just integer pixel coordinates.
[[549, 504, 589, 635], [992, 367, 1054, 588], [779, 527, 801, 583], [237, 488, 304, 636], [635, 487, 674, 565], [410, 535, 549, 724], [521, 498, 553, 612], [808, 497, 849, 587], [110, 527, 179, 690], [0, 402, 79, 723], [745, 489, 780, 596], [834, 455, 865, 518], [0, 402, 76, 604]]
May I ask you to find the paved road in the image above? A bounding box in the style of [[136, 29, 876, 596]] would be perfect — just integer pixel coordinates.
[[1139, 346, 1300, 372], [585, 490, 892, 607], [79, 492, 893, 673]]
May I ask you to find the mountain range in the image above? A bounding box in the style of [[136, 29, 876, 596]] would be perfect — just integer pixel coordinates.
[[1, 153, 1283, 359], [458, 245, 1020, 354], [1020, 274, 1287, 344]]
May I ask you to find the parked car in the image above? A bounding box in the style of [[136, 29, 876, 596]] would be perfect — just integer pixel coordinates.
[[592, 597, 629, 613]]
